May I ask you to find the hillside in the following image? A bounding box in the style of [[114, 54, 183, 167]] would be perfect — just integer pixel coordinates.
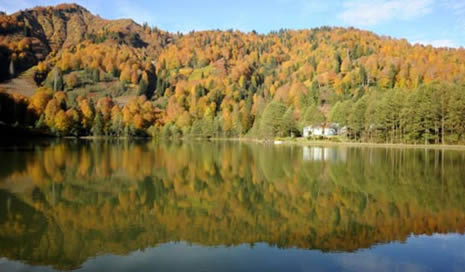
[[1, 3, 465, 144]]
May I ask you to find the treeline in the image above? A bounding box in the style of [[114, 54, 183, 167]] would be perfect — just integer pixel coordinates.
[[0, 88, 161, 137], [2, 80, 465, 145], [329, 82, 465, 144]]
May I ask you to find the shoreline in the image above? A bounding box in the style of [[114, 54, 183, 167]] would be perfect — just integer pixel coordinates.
[[209, 137, 465, 151], [4, 130, 465, 150]]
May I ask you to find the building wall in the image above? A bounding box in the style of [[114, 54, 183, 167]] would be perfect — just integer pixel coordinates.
[[303, 126, 337, 137]]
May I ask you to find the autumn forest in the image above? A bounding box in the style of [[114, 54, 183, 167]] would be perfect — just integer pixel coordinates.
[[1, 4, 465, 144]]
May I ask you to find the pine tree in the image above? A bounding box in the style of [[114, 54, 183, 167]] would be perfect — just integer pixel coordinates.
[[348, 96, 368, 140], [447, 85, 465, 143], [282, 106, 296, 137], [300, 104, 325, 129], [92, 111, 104, 136], [231, 105, 243, 136], [388, 64, 398, 88], [92, 69, 100, 82], [359, 65, 367, 86], [138, 78, 148, 96], [201, 117, 214, 138], [35, 114, 46, 129], [53, 68, 63, 92], [259, 101, 287, 138], [191, 119, 203, 137]]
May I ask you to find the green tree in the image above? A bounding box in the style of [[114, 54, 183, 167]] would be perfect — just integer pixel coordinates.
[[35, 114, 46, 129], [259, 101, 287, 138], [329, 100, 352, 126], [231, 105, 243, 136], [92, 69, 100, 82], [388, 64, 398, 88], [282, 106, 296, 137], [92, 111, 104, 136], [53, 67, 64, 92], [401, 91, 423, 143], [138, 78, 148, 96], [359, 65, 367, 86], [161, 124, 172, 138], [447, 84, 465, 143], [191, 119, 203, 137], [201, 117, 214, 138], [348, 96, 368, 140], [111, 113, 124, 137], [300, 104, 325, 129]]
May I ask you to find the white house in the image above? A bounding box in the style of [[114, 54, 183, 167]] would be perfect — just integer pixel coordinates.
[[302, 125, 337, 137]]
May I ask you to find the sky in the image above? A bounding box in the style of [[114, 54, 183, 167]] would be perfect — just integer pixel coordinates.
[[1, 0, 464, 48]]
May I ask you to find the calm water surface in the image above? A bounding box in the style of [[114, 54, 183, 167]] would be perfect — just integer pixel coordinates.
[[1, 140, 465, 272]]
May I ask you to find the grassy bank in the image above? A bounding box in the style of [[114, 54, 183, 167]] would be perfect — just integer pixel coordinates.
[[3, 129, 465, 151], [209, 137, 465, 151]]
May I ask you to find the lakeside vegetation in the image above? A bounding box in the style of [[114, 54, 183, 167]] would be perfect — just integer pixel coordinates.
[[2, 82, 465, 145]]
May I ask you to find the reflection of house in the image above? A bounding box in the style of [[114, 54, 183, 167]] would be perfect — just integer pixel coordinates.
[[303, 124, 339, 137], [302, 146, 347, 162], [303, 146, 330, 161]]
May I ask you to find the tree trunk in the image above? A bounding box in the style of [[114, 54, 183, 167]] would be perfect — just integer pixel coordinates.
[[53, 69, 58, 92], [441, 112, 445, 145], [9, 60, 15, 77]]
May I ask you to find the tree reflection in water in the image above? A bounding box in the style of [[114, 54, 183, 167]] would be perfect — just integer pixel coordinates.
[[1, 140, 465, 270]]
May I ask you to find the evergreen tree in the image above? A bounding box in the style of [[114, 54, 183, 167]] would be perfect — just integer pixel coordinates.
[[231, 105, 243, 136], [300, 104, 325, 129], [359, 65, 367, 86], [401, 91, 423, 143], [201, 117, 214, 137], [447, 84, 465, 142], [92, 69, 100, 82], [111, 114, 124, 137], [35, 114, 46, 129], [23, 24, 30, 37], [388, 64, 398, 88], [213, 116, 223, 137], [282, 106, 296, 137], [348, 96, 368, 140], [170, 124, 182, 138], [138, 78, 148, 96], [91, 111, 104, 136], [161, 124, 172, 138], [334, 53, 342, 73], [53, 68, 64, 92], [259, 101, 287, 138], [191, 119, 203, 137]]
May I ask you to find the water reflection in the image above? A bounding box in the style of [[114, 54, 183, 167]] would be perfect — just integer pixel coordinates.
[[302, 146, 347, 162], [0, 140, 465, 271]]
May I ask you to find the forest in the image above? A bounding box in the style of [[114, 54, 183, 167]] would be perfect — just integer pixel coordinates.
[[1, 4, 465, 144]]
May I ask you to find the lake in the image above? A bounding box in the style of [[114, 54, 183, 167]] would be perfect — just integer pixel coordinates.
[[1, 140, 465, 272]]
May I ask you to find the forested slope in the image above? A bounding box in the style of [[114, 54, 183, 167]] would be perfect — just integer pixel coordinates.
[[1, 3, 465, 143]]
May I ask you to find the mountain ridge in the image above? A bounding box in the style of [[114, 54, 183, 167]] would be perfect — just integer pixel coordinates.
[[0, 3, 170, 80]]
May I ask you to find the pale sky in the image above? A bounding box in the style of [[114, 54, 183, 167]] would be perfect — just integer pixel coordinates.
[[1, 0, 464, 48]]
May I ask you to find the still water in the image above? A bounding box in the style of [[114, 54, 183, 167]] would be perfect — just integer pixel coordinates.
[[1, 140, 465, 272]]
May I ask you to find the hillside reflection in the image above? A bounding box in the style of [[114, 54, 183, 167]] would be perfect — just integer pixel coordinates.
[[1, 140, 465, 270]]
